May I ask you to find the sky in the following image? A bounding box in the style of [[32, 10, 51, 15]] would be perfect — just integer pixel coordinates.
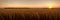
[[0, 0, 60, 8]]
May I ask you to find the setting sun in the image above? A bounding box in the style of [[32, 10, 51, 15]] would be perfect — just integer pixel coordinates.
[[48, 5, 53, 8], [48, 3, 54, 8]]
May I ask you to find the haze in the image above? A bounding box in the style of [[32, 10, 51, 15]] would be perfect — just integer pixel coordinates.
[[0, 0, 60, 8]]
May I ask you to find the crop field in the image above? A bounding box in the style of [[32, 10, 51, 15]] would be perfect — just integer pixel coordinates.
[[0, 8, 60, 20]]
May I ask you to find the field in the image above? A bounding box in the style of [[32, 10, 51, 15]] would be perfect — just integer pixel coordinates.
[[0, 8, 60, 20]]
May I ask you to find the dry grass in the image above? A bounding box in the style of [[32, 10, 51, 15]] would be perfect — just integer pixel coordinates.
[[0, 8, 60, 20]]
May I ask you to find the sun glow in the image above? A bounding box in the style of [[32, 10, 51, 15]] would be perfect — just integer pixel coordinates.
[[47, 3, 54, 8], [48, 4, 53, 8]]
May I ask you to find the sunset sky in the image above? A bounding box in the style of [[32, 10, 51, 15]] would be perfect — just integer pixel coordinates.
[[0, 0, 60, 8]]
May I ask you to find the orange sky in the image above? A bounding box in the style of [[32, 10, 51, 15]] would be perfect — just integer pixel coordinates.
[[0, 0, 60, 8]]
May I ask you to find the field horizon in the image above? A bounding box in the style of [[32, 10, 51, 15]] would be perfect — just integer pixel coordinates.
[[0, 8, 60, 20]]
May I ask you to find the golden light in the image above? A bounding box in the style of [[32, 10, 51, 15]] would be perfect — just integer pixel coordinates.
[[47, 2, 55, 9], [47, 1, 55, 8], [48, 4, 53, 8]]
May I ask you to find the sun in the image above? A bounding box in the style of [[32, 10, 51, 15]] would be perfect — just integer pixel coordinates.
[[47, 1, 55, 8], [48, 3, 53, 8], [48, 5, 52, 8]]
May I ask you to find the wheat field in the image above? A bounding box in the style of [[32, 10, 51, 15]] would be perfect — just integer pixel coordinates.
[[0, 8, 60, 20]]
